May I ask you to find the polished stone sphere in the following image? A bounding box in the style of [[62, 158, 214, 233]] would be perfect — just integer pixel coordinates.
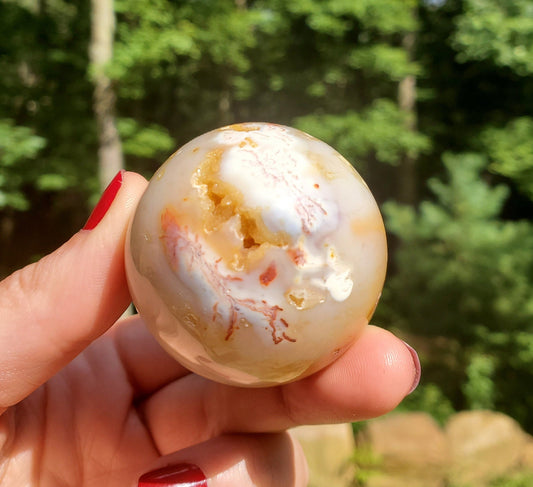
[[125, 123, 387, 386]]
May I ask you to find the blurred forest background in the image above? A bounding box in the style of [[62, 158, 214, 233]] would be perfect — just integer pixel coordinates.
[[1, 0, 533, 440]]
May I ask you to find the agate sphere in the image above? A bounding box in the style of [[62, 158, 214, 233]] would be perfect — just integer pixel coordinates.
[[125, 123, 387, 386]]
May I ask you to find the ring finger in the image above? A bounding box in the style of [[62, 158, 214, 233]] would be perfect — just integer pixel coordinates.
[[135, 432, 308, 487]]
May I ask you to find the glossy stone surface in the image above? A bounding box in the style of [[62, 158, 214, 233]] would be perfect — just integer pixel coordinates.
[[125, 123, 387, 386]]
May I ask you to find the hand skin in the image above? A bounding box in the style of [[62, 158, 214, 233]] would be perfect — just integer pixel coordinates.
[[0, 172, 419, 487]]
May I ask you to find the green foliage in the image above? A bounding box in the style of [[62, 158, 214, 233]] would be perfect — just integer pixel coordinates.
[[378, 152, 533, 427], [448, 471, 533, 487], [296, 99, 431, 170], [463, 352, 496, 410], [108, 0, 424, 178], [450, 472, 533, 487], [0, 0, 98, 205], [351, 445, 383, 486], [113, 0, 261, 100], [347, 44, 421, 81], [454, 0, 533, 75], [118, 118, 174, 159], [0, 119, 46, 210], [285, 0, 417, 35], [396, 383, 456, 426], [113, 0, 200, 73], [0, 119, 46, 168], [481, 117, 533, 198], [488, 472, 533, 487]]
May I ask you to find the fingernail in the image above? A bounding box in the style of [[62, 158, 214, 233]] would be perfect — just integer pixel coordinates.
[[83, 170, 124, 230], [403, 341, 421, 395], [138, 463, 207, 487]]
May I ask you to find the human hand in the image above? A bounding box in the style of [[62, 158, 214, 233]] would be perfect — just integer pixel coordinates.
[[0, 171, 420, 486]]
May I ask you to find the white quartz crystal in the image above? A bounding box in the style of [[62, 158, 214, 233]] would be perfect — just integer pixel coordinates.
[[125, 123, 387, 386]]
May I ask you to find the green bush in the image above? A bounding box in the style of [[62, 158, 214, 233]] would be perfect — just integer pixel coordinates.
[[396, 383, 455, 426], [377, 153, 533, 430]]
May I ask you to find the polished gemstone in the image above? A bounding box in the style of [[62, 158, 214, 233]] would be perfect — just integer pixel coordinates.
[[125, 123, 387, 386]]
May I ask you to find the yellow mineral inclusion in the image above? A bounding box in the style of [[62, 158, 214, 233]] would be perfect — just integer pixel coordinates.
[[192, 147, 292, 272], [285, 285, 327, 310], [221, 123, 261, 132], [239, 136, 259, 148]]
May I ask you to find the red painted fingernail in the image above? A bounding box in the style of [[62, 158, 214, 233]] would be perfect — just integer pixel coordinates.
[[403, 341, 421, 395], [138, 463, 207, 487], [83, 170, 124, 230]]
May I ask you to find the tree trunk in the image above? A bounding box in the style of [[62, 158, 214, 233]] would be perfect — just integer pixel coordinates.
[[89, 0, 123, 190], [397, 29, 417, 205]]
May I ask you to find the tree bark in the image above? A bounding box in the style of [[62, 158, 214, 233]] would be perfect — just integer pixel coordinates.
[[397, 29, 417, 205], [89, 0, 123, 190]]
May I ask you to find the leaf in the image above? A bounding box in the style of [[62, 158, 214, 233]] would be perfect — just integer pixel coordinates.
[[0, 119, 46, 168], [118, 118, 174, 158], [295, 99, 431, 169], [347, 45, 421, 80], [481, 117, 533, 198], [36, 173, 70, 191], [453, 0, 533, 75]]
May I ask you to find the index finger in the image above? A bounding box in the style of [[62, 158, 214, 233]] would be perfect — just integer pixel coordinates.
[[0, 172, 147, 411]]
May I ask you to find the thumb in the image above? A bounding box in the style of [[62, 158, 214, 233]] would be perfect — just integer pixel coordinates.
[[0, 171, 147, 411]]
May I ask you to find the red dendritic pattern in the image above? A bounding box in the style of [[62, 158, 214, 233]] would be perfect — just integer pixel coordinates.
[[160, 207, 296, 344]]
